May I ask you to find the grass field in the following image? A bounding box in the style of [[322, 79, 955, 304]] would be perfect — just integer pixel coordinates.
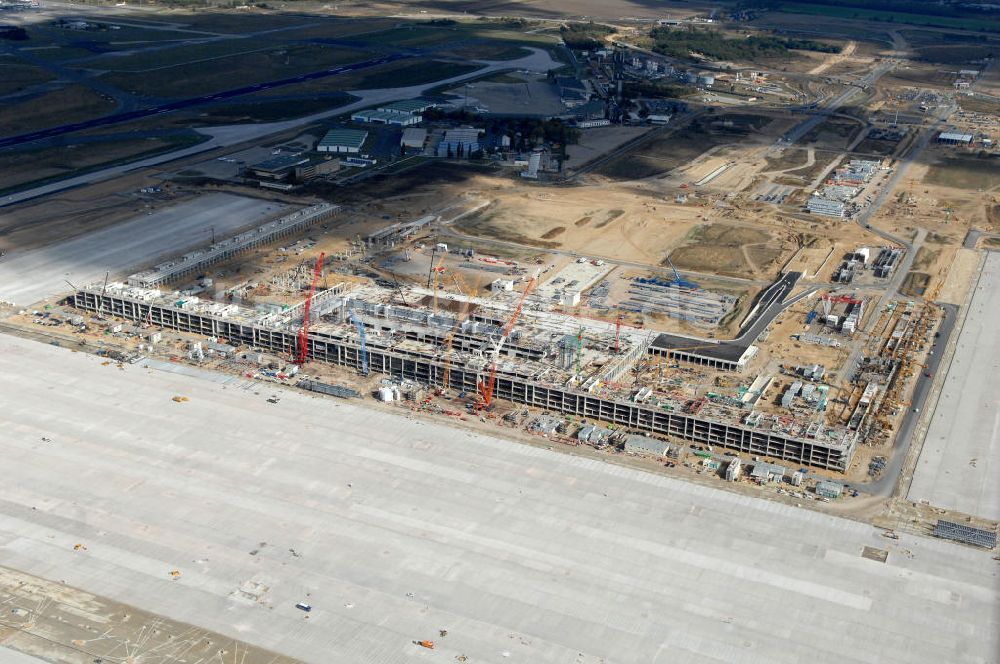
[[852, 138, 899, 157], [957, 95, 1000, 115], [0, 61, 56, 96], [886, 65, 955, 89], [777, 2, 1000, 31], [598, 114, 773, 181], [102, 44, 369, 97], [0, 85, 115, 139], [192, 94, 357, 123], [797, 118, 864, 149], [0, 132, 206, 193], [449, 43, 533, 60], [129, 11, 312, 34], [20, 45, 96, 61], [85, 39, 289, 72], [924, 155, 1000, 190], [26, 23, 198, 50], [253, 58, 480, 98], [342, 59, 480, 89], [275, 19, 397, 40], [915, 44, 1000, 65]]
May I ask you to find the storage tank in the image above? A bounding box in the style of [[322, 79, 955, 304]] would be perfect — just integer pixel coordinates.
[[377, 387, 394, 402]]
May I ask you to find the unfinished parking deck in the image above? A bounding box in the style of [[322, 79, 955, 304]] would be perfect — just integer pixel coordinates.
[[0, 335, 996, 664]]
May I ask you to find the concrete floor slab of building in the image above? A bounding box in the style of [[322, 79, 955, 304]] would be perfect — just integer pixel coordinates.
[[0, 334, 996, 664]]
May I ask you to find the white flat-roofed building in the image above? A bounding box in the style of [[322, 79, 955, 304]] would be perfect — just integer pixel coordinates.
[[807, 196, 847, 218]]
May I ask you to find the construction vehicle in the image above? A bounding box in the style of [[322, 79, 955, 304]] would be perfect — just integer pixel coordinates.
[[665, 257, 699, 289], [295, 253, 325, 365], [478, 274, 538, 409]]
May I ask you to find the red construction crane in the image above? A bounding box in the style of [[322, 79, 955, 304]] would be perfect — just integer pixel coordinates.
[[478, 275, 537, 409], [822, 293, 863, 305], [295, 252, 325, 365]]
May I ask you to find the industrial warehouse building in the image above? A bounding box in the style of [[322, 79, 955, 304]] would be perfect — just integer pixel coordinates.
[[317, 128, 368, 153], [401, 127, 428, 152], [378, 99, 436, 114], [437, 127, 484, 157], [937, 131, 973, 145], [351, 109, 422, 126], [351, 99, 434, 126]]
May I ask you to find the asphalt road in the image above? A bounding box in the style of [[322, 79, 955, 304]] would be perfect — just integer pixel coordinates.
[[858, 302, 957, 496], [0, 53, 410, 150], [770, 60, 897, 153], [1, 47, 562, 208]]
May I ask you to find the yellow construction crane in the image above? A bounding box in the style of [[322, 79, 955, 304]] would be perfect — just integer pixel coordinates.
[[430, 253, 446, 314]]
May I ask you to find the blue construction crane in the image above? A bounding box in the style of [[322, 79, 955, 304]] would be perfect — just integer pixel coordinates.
[[665, 257, 699, 290], [349, 311, 370, 376]]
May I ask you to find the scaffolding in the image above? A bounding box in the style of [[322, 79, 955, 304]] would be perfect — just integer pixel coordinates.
[[71, 282, 859, 472]]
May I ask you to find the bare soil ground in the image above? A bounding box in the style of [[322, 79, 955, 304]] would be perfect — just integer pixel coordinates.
[[987, 204, 1000, 231], [453, 184, 701, 264], [669, 224, 789, 279]]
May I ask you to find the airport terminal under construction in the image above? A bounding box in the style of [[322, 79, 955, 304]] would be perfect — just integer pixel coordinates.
[[69, 216, 862, 471]]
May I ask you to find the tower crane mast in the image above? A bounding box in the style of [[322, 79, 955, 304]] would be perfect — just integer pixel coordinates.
[[295, 252, 325, 365], [478, 274, 537, 408]]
